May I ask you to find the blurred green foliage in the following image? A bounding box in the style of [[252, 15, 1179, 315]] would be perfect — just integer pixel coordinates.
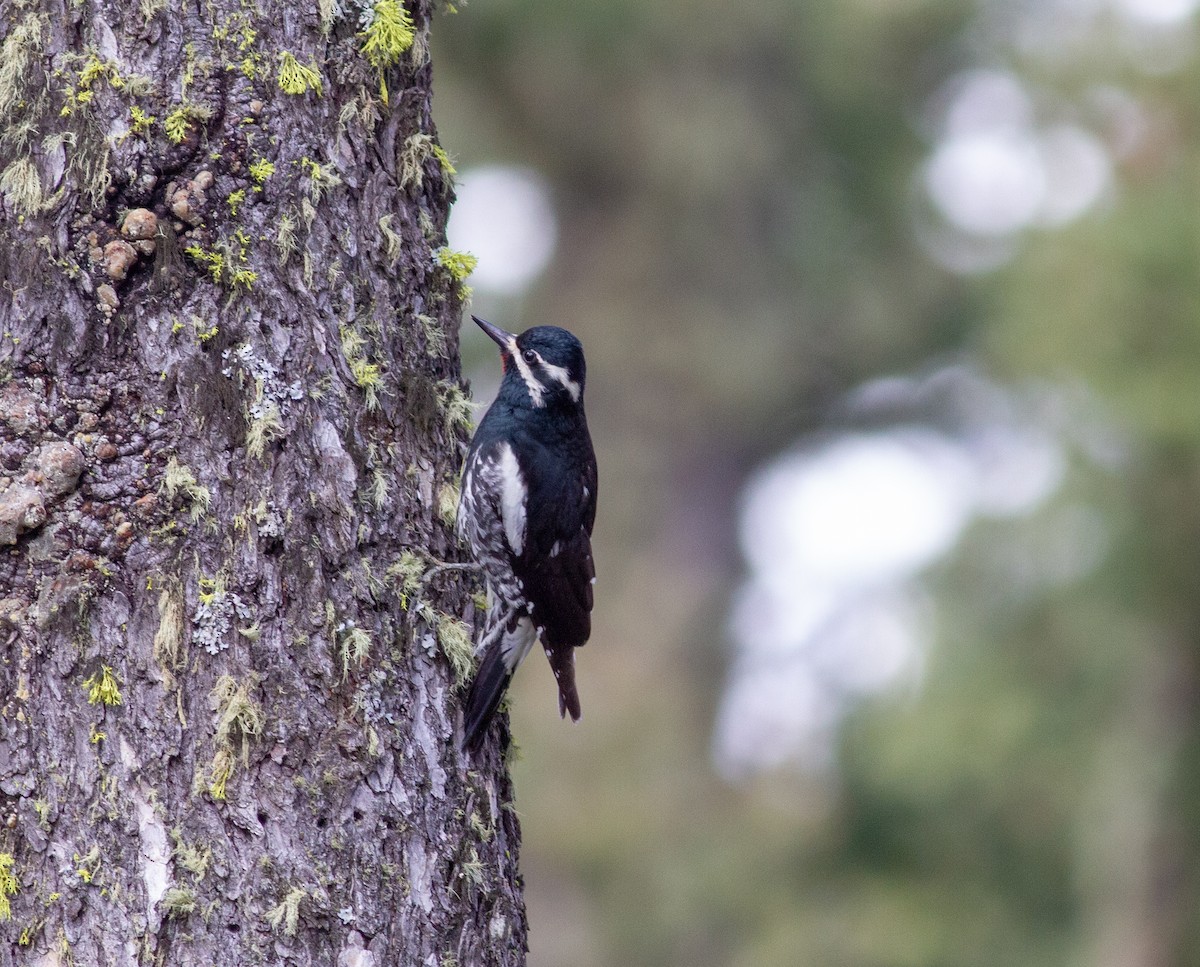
[[433, 1, 1200, 964]]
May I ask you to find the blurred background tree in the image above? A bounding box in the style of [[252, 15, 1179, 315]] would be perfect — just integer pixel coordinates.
[[432, 0, 1200, 964]]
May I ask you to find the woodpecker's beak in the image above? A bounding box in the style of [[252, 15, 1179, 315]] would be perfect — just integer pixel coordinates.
[[472, 315, 516, 350]]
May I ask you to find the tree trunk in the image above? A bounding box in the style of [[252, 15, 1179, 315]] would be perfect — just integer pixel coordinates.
[[0, 1, 526, 964]]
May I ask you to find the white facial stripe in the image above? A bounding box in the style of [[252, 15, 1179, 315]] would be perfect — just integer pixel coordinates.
[[508, 338, 546, 407], [497, 442, 527, 555], [540, 360, 581, 402]]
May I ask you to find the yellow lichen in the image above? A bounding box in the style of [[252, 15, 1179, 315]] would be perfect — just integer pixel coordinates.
[[164, 103, 213, 144], [82, 665, 122, 706], [249, 158, 275, 187], [435, 247, 477, 283], [360, 0, 415, 70], [0, 853, 18, 921], [277, 52, 323, 96], [128, 105, 155, 134]]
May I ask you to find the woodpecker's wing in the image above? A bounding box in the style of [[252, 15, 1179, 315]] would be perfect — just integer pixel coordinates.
[[513, 434, 597, 650]]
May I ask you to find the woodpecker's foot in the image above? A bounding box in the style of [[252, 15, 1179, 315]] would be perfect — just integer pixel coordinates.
[[473, 605, 517, 655]]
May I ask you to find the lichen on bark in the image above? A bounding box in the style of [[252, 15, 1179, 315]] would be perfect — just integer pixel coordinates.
[[0, 1, 526, 964]]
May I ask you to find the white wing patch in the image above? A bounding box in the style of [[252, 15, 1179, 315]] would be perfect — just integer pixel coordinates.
[[496, 442, 527, 555]]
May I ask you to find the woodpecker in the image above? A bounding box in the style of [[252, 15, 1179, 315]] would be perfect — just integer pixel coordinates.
[[458, 315, 598, 751]]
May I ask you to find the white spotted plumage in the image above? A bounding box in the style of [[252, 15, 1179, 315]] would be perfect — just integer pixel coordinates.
[[459, 317, 597, 750], [458, 443, 527, 610]]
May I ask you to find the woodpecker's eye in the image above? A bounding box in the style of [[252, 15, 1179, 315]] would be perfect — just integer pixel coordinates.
[[522, 349, 538, 364]]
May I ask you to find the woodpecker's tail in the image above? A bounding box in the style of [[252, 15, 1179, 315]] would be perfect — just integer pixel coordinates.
[[462, 614, 537, 751], [547, 646, 582, 722]]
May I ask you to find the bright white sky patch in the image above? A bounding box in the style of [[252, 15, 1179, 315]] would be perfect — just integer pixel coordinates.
[[920, 70, 1112, 247], [740, 431, 974, 586], [446, 165, 558, 296], [925, 132, 1047, 236], [1114, 0, 1199, 24], [715, 369, 1096, 779]]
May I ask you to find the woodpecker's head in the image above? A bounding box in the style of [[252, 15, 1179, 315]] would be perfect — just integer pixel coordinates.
[[473, 315, 587, 410]]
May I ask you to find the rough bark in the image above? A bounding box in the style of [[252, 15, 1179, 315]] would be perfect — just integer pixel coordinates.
[[0, 1, 526, 964]]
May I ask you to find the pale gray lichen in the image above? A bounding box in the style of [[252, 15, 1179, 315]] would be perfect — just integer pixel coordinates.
[[193, 576, 251, 655], [222, 343, 304, 415]]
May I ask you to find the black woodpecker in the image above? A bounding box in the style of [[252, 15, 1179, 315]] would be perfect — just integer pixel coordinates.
[[458, 315, 598, 751]]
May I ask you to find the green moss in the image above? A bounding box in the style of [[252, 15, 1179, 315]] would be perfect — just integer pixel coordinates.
[[436, 381, 474, 436], [0, 157, 50, 216], [387, 551, 426, 609], [33, 799, 50, 831], [186, 239, 257, 291], [436, 613, 474, 688], [185, 246, 224, 283], [299, 156, 341, 203], [246, 395, 282, 461], [469, 809, 495, 842], [82, 665, 122, 706], [204, 674, 263, 800], [399, 134, 455, 191], [277, 52, 323, 96], [274, 212, 298, 265], [226, 188, 246, 216], [0, 15, 46, 119], [351, 360, 382, 408], [171, 830, 212, 881], [162, 457, 210, 521], [339, 624, 372, 680], [265, 886, 306, 936], [0, 853, 18, 921], [153, 583, 186, 687], [74, 845, 101, 885], [436, 481, 460, 530], [58, 54, 135, 116], [431, 143, 455, 177], [377, 214, 402, 264], [340, 324, 383, 408], [229, 267, 257, 289], [318, 0, 338, 33], [361, 443, 390, 510], [160, 886, 197, 920]]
